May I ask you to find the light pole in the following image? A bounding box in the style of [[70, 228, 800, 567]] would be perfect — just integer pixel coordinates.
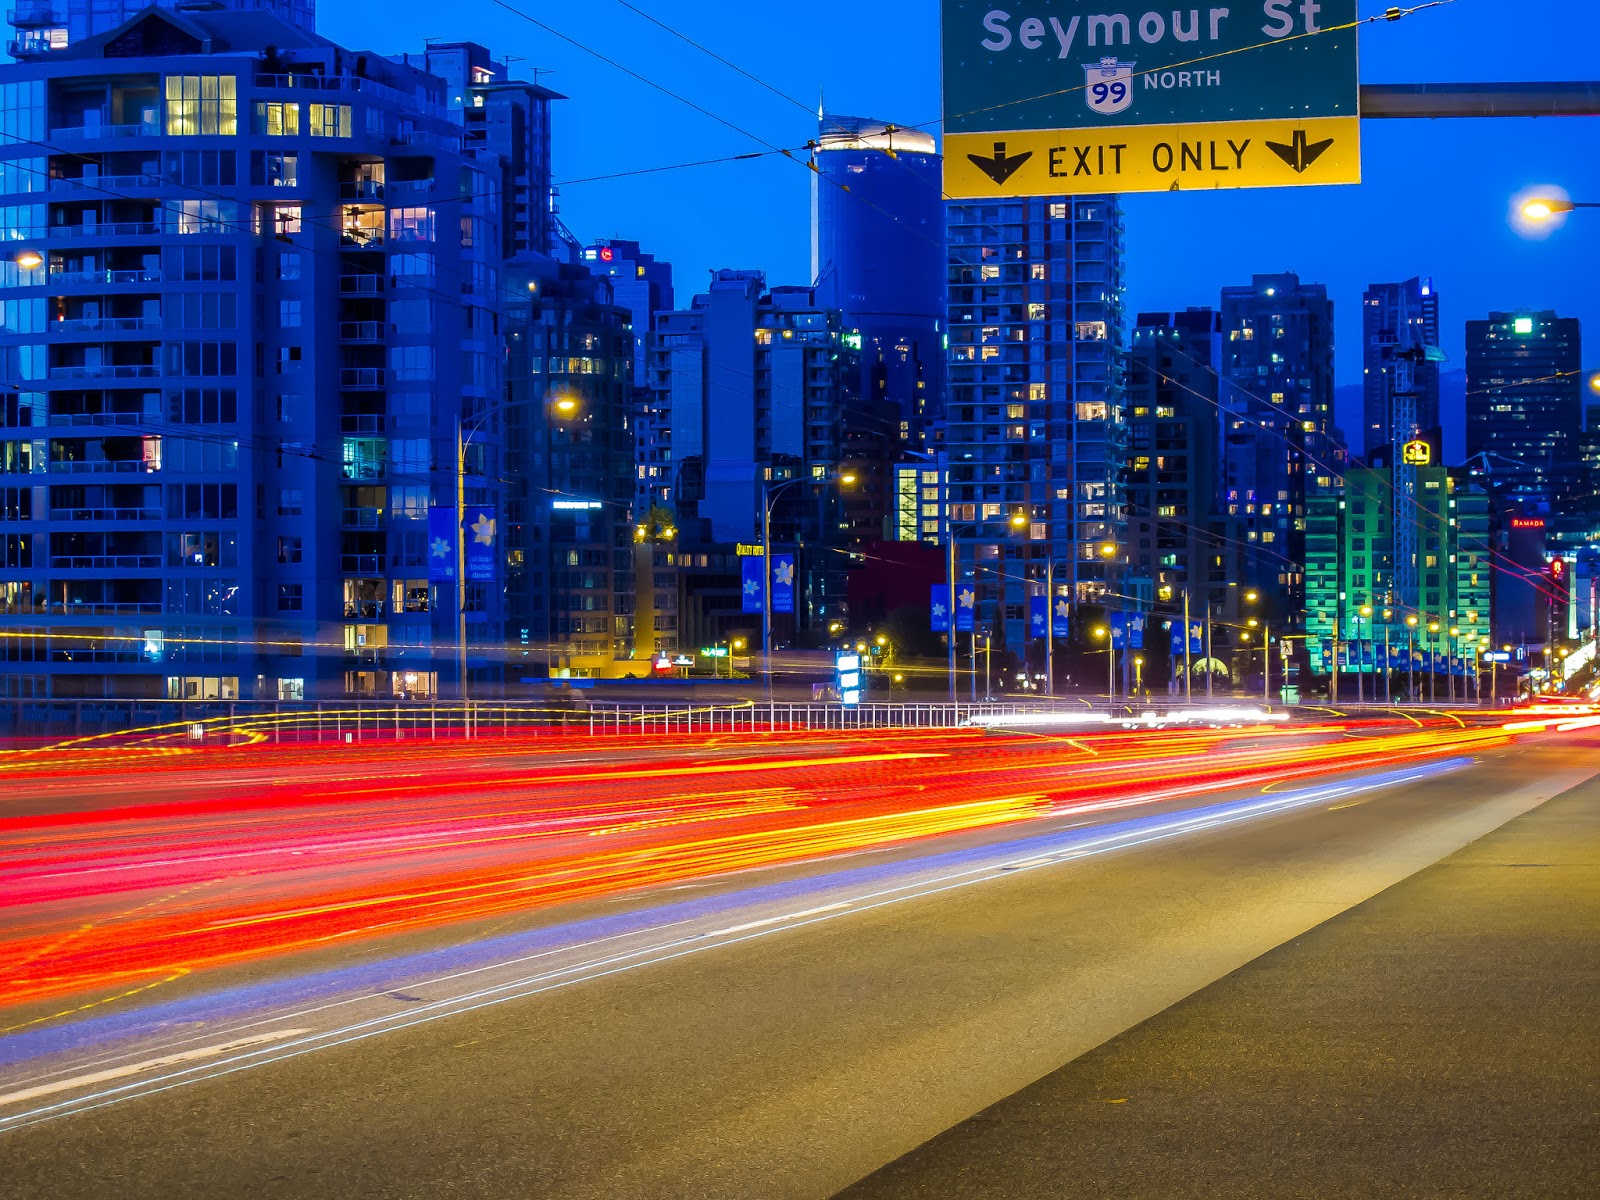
[[1428, 621, 1441, 704], [1093, 625, 1113, 708], [1405, 615, 1419, 704], [762, 472, 854, 699], [456, 393, 541, 702], [1381, 609, 1394, 705]]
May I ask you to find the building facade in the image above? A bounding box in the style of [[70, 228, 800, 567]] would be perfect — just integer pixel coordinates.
[[1218, 272, 1338, 626], [648, 270, 853, 645], [1125, 309, 1222, 617], [0, 7, 506, 700], [503, 254, 636, 677], [944, 195, 1126, 651], [1465, 310, 1583, 505], [1362, 276, 1441, 458], [1305, 465, 1491, 679]]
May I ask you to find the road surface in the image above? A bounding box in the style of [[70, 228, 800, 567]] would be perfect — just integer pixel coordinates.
[[0, 722, 1592, 1198]]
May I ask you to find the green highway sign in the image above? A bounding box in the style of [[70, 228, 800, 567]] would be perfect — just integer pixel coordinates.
[[942, 1, 1362, 196]]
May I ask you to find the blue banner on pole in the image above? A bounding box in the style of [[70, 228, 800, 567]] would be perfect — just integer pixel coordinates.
[[1128, 613, 1146, 650], [428, 507, 456, 583], [1172, 623, 1186, 656], [1052, 596, 1070, 639], [462, 506, 497, 582], [955, 583, 975, 633], [741, 555, 764, 614], [771, 554, 795, 614], [1029, 596, 1047, 640], [1110, 613, 1127, 650], [930, 584, 950, 633]]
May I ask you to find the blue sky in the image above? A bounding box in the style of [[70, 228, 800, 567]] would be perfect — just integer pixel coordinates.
[[327, 0, 1599, 414]]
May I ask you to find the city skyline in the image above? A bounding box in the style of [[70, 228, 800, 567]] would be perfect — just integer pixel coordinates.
[[316, 0, 1600, 399]]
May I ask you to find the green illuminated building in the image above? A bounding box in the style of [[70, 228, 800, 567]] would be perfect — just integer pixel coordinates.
[[1305, 465, 1492, 680]]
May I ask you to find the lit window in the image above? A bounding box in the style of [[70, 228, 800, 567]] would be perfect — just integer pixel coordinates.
[[307, 103, 352, 138], [166, 75, 237, 136], [254, 102, 299, 137]]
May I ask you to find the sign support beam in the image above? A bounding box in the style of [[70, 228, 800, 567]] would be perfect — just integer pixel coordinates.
[[1360, 82, 1600, 119]]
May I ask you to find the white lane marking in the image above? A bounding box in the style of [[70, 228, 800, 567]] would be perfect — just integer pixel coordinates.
[[702, 903, 851, 937], [0, 1030, 312, 1109], [0, 761, 1472, 1132]]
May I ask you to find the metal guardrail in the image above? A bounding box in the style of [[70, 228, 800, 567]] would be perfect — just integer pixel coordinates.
[[0, 696, 1493, 745]]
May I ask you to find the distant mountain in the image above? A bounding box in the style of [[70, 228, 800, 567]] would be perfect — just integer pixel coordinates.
[[1333, 371, 1468, 464]]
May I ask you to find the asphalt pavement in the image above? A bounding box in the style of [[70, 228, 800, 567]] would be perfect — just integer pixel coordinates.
[[0, 735, 1594, 1199], [841, 759, 1600, 1199]]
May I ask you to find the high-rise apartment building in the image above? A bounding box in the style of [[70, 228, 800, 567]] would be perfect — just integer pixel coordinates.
[[944, 195, 1126, 650], [649, 270, 853, 643], [8, 0, 314, 57], [394, 42, 559, 260], [503, 255, 636, 676], [1465, 311, 1583, 504], [1362, 277, 1441, 457], [812, 114, 943, 447], [1125, 309, 1223, 615], [0, 7, 506, 701], [1219, 273, 1337, 624], [812, 114, 944, 546], [1305, 466, 1491, 678], [581, 239, 672, 389]]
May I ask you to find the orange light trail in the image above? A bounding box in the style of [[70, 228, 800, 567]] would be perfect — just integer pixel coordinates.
[[0, 718, 1525, 1012]]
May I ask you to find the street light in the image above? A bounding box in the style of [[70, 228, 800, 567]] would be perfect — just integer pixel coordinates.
[[14, 249, 41, 270], [1010, 511, 1028, 530], [762, 471, 852, 697], [1522, 198, 1599, 220]]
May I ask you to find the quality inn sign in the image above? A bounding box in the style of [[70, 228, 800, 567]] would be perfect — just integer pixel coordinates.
[[942, 1, 1361, 197]]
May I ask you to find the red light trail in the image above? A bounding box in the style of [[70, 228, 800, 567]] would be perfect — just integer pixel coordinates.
[[0, 720, 1518, 1014]]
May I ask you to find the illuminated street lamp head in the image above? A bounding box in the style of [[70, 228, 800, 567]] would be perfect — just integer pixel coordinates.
[[1010, 511, 1028, 529], [1245, 590, 1259, 603], [1092, 626, 1107, 639], [1382, 609, 1393, 620], [828, 621, 843, 634], [552, 395, 579, 417], [1098, 542, 1117, 558], [732, 638, 746, 650], [14, 249, 41, 270], [838, 471, 858, 487], [875, 634, 887, 646], [1522, 198, 1575, 221], [1450, 626, 1460, 637], [1428, 622, 1441, 633], [855, 641, 866, 653], [1248, 618, 1259, 628], [1359, 605, 1373, 617], [1406, 615, 1419, 628]]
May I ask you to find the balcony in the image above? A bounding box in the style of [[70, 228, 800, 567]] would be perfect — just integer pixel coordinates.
[[340, 554, 384, 574], [385, 179, 434, 200], [48, 364, 159, 380], [339, 180, 384, 201], [339, 227, 384, 249], [340, 507, 385, 528], [49, 506, 163, 522], [45, 410, 163, 427], [49, 123, 161, 142], [339, 274, 385, 295], [339, 414, 386, 435], [49, 268, 163, 287], [49, 174, 163, 193], [47, 601, 162, 615], [342, 600, 387, 619], [48, 458, 158, 473], [338, 321, 386, 343], [8, 3, 64, 26], [340, 367, 387, 390], [50, 316, 162, 334], [48, 554, 162, 570], [49, 221, 161, 239]]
